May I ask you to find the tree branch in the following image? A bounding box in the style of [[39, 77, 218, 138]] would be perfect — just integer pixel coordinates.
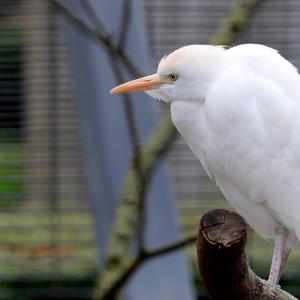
[[79, 0, 106, 33], [197, 209, 297, 300], [118, 0, 132, 47], [93, 234, 196, 300], [92, 113, 177, 300], [211, 0, 264, 45], [145, 235, 196, 259], [51, 0, 142, 77], [79, 0, 147, 255], [80, 0, 148, 255]]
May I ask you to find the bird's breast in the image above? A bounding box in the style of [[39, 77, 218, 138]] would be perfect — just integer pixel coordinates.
[[170, 101, 206, 151], [170, 100, 282, 239], [170, 100, 215, 179]]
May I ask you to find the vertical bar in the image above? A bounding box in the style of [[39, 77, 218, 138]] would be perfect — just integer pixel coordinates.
[[48, 1, 61, 281]]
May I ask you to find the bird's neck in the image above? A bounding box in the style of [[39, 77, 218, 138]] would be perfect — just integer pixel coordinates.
[[170, 100, 207, 153]]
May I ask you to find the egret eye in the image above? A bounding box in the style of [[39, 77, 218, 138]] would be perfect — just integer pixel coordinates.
[[169, 74, 178, 82]]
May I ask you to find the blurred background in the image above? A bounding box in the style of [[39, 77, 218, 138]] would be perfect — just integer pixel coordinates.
[[1, 0, 300, 299]]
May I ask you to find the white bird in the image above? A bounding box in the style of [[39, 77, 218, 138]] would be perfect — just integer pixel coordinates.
[[110, 44, 300, 285]]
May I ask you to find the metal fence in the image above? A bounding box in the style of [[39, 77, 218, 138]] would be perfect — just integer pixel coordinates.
[[0, 1, 97, 299], [2, 0, 300, 299]]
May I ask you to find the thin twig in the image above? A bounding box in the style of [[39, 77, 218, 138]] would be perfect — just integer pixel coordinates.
[[95, 235, 196, 300], [118, 0, 132, 47], [79, 0, 140, 152], [51, 0, 142, 77], [79, 0, 107, 33], [79, 0, 146, 252], [145, 235, 196, 258]]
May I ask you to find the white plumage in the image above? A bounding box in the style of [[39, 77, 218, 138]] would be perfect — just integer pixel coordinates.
[[110, 44, 300, 285]]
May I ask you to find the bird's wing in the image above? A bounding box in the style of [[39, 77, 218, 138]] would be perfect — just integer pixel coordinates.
[[225, 44, 300, 100], [203, 46, 300, 238]]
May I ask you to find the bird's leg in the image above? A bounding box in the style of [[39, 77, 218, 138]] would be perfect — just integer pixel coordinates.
[[267, 227, 289, 285], [278, 245, 291, 280]]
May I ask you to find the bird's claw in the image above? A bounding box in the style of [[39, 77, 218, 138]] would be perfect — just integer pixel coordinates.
[[266, 280, 279, 298]]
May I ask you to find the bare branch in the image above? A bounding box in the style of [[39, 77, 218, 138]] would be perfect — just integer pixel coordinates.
[[145, 235, 196, 258], [93, 234, 196, 300], [51, 0, 142, 77], [78, 0, 147, 252], [79, 0, 106, 33], [211, 0, 265, 46], [76, 0, 142, 173], [118, 0, 132, 47]]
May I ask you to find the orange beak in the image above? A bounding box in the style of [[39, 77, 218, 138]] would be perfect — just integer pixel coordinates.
[[110, 74, 165, 94]]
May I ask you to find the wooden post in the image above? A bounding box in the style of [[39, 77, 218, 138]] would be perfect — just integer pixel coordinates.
[[197, 209, 298, 300]]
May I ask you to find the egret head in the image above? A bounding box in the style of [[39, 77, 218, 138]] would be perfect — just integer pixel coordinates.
[[110, 45, 226, 102]]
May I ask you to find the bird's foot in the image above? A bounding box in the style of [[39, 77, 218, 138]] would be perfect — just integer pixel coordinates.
[[265, 282, 277, 298]]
